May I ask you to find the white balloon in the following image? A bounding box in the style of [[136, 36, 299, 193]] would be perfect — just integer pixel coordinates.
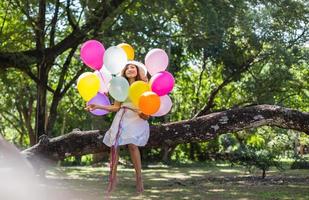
[[103, 46, 128, 74], [95, 66, 112, 94], [108, 76, 129, 102], [152, 95, 173, 116]]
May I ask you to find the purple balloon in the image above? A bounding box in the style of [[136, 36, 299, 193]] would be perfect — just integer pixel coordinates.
[[150, 71, 175, 96], [87, 93, 110, 116]]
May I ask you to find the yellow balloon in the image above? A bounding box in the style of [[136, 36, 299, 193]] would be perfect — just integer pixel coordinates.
[[117, 43, 134, 60], [129, 81, 150, 106], [77, 72, 100, 101]]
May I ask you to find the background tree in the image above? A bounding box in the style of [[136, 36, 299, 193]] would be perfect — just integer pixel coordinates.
[[0, 1, 308, 166]]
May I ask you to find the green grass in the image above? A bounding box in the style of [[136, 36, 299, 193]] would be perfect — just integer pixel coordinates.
[[45, 161, 309, 200]]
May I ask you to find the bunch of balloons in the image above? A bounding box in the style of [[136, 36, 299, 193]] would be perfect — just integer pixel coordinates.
[[77, 40, 175, 116]]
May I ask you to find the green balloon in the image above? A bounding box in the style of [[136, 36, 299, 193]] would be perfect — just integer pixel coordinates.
[[108, 76, 129, 102]]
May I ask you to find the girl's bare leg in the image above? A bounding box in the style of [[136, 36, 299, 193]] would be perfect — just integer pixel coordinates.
[[128, 144, 144, 194], [107, 147, 119, 193]]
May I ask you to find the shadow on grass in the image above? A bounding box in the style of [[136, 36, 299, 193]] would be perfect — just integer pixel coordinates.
[[46, 161, 309, 200]]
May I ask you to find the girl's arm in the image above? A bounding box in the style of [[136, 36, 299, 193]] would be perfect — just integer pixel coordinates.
[[138, 111, 150, 120], [85, 101, 122, 112]]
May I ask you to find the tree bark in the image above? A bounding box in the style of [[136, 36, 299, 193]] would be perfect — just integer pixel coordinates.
[[34, 0, 47, 143], [22, 104, 309, 163], [162, 145, 177, 162], [35, 69, 48, 143], [262, 169, 266, 179]]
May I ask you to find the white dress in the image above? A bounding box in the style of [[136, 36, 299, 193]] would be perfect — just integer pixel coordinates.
[[103, 98, 150, 147]]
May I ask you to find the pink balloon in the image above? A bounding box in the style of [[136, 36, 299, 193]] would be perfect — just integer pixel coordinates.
[[150, 71, 175, 96], [145, 49, 169, 76], [152, 95, 173, 116], [80, 40, 105, 70], [87, 93, 110, 116]]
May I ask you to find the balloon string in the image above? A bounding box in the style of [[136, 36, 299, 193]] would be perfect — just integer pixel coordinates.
[[98, 70, 106, 85], [106, 107, 127, 195]]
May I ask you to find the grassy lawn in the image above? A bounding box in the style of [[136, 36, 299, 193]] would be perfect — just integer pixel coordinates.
[[45, 161, 309, 200]]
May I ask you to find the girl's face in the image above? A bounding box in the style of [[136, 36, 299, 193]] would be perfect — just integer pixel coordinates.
[[125, 64, 138, 78]]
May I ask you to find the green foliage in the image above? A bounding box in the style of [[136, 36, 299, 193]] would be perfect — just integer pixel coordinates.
[[61, 155, 93, 166], [246, 134, 265, 149], [0, 0, 308, 166], [299, 133, 309, 146], [232, 145, 283, 178], [171, 143, 191, 162], [218, 133, 239, 153], [215, 128, 301, 178], [291, 157, 309, 169]]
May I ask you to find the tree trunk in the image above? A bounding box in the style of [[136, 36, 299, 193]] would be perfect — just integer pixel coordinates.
[[46, 96, 61, 137], [35, 71, 48, 143], [300, 144, 304, 156], [294, 132, 300, 157], [34, 0, 47, 143], [61, 115, 66, 135], [22, 105, 309, 164], [189, 142, 197, 161], [92, 152, 107, 164], [22, 107, 36, 146], [262, 169, 266, 179], [162, 145, 177, 162]]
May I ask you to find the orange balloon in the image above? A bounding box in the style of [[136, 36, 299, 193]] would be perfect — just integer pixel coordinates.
[[138, 91, 160, 115]]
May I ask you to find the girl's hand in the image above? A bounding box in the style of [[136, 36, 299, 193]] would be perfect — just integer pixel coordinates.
[[138, 111, 149, 120], [85, 104, 99, 111]]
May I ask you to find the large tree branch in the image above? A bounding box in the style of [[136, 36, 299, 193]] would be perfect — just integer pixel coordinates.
[[0, 51, 38, 69], [22, 104, 309, 162]]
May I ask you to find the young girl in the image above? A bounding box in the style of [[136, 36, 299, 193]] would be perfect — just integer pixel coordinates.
[[85, 61, 150, 195]]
